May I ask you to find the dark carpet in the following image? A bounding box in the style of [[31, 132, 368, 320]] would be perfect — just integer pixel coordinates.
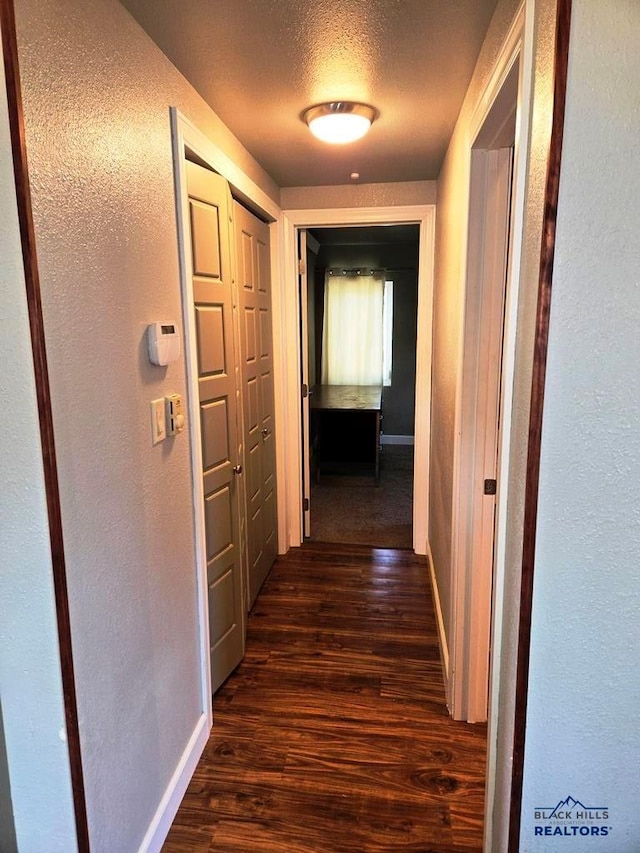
[[310, 445, 413, 548]]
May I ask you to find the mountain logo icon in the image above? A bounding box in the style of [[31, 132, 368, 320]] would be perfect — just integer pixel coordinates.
[[548, 795, 589, 818], [534, 793, 609, 821]]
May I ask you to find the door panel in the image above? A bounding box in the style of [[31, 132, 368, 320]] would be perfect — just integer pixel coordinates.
[[201, 400, 229, 469], [204, 487, 233, 557], [298, 230, 311, 538], [246, 377, 259, 431], [244, 307, 257, 362], [195, 306, 226, 374], [190, 201, 221, 277], [234, 201, 278, 607], [186, 160, 244, 694]]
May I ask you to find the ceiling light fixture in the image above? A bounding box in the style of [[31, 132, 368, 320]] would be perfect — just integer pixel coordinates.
[[303, 102, 377, 145]]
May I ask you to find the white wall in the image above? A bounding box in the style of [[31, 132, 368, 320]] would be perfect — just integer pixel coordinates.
[[281, 180, 436, 209], [0, 37, 77, 853], [13, 0, 279, 849], [520, 1, 640, 848]]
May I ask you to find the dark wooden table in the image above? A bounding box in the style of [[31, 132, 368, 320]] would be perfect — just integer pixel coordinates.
[[310, 385, 382, 484]]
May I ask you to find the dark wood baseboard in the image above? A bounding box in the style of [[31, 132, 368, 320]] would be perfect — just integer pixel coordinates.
[[0, 1, 90, 848]]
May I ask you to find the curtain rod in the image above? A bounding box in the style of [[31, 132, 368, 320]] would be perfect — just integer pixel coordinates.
[[326, 267, 416, 275]]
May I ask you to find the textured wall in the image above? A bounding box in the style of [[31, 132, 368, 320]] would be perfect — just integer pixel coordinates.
[[0, 46, 77, 853], [520, 2, 640, 848], [13, 0, 279, 850], [281, 180, 436, 210]]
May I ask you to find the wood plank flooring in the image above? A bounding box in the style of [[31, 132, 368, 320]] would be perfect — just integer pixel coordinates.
[[163, 543, 487, 852]]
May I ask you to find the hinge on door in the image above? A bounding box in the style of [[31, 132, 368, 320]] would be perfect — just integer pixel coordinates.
[[303, 498, 310, 512], [298, 257, 306, 276], [484, 479, 497, 495], [301, 383, 308, 398]]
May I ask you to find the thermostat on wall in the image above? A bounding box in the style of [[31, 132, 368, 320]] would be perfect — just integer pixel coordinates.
[[147, 322, 181, 366]]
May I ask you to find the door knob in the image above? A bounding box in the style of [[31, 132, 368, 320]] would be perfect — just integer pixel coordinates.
[[233, 464, 243, 475], [261, 428, 270, 437]]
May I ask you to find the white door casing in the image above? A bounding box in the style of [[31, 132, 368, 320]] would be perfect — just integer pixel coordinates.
[[439, 2, 538, 849], [281, 207, 435, 554], [449, 8, 528, 725], [298, 229, 312, 538], [455, 146, 514, 725]]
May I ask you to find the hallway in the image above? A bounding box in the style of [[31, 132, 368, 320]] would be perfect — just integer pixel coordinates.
[[163, 543, 486, 852]]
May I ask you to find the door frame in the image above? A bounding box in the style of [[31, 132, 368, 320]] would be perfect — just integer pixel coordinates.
[[298, 228, 312, 538], [453, 143, 514, 727], [170, 109, 284, 717], [448, 4, 530, 723], [441, 0, 539, 847], [281, 206, 436, 554]]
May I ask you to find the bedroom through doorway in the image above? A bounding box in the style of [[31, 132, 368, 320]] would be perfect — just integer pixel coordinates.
[[300, 224, 420, 549]]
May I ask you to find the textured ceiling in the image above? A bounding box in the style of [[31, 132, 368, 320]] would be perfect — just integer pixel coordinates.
[[120, 0, 499, 187]]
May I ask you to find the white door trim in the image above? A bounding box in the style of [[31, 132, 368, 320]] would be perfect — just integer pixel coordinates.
[[171, 111, 214, 726], [438, 0, 536, 847], [169, 107, 287, 701], [449, 1, 527, 714], [298, 230, 312, 538], [281, 205, 435, 554], [484, 5, 536, 846], [454, 145, 514, 726], [170, 110, 290, 559]]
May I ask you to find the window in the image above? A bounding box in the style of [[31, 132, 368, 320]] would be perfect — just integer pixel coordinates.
[[321, 272, 393, 386]]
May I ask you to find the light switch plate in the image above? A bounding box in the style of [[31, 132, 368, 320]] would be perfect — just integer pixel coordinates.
[[151, 398, 166, 445]]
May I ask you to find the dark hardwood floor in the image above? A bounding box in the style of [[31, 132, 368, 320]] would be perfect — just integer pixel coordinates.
[[163, 543, 487, 852]]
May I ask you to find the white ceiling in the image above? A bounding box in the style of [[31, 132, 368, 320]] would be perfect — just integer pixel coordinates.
[[120, 0, 499, 188]]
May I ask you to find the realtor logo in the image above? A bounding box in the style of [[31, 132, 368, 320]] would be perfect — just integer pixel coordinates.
[[534, 794, 611, 839]]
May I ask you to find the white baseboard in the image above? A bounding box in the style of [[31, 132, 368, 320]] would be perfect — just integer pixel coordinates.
[[137, 712, 211, 853], [426, 541, 450, 688], [380, 434, 414, 446]]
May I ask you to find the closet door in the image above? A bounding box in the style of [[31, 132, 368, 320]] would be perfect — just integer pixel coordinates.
[[234, 201, 278, 607], [186, 161, 244, 692]]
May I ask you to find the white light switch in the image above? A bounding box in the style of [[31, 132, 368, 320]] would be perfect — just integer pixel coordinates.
[[165, 393, 185, 436], [151, 398, 166, 445]]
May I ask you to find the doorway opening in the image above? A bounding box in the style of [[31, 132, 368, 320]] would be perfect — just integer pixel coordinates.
[[450, 56, 520, 726], [282, 205, 435, 557], [300, 224, 420, 549]]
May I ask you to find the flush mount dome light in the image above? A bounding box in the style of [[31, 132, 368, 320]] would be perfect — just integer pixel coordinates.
[[303, 102, 377, 144]]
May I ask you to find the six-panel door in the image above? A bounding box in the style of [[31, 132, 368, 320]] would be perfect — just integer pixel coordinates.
[[234, 201, 278, 607], [186, 161, 244, 693]]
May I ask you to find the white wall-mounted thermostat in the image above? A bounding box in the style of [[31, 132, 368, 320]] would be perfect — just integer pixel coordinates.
[[147, 322, 181, 366], [165, 393, 186, 436]]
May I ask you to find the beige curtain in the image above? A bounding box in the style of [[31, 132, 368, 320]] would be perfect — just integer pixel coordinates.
[[321, 272, 385, 385]]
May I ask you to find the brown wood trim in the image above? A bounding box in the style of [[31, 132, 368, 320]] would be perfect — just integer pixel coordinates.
[[508, 0, 573, 848], [0, 1, 90, 849]]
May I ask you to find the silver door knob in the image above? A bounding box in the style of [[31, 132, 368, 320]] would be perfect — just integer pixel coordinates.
[[261, 428, 270, 437], [233, 464, 243, 475]]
